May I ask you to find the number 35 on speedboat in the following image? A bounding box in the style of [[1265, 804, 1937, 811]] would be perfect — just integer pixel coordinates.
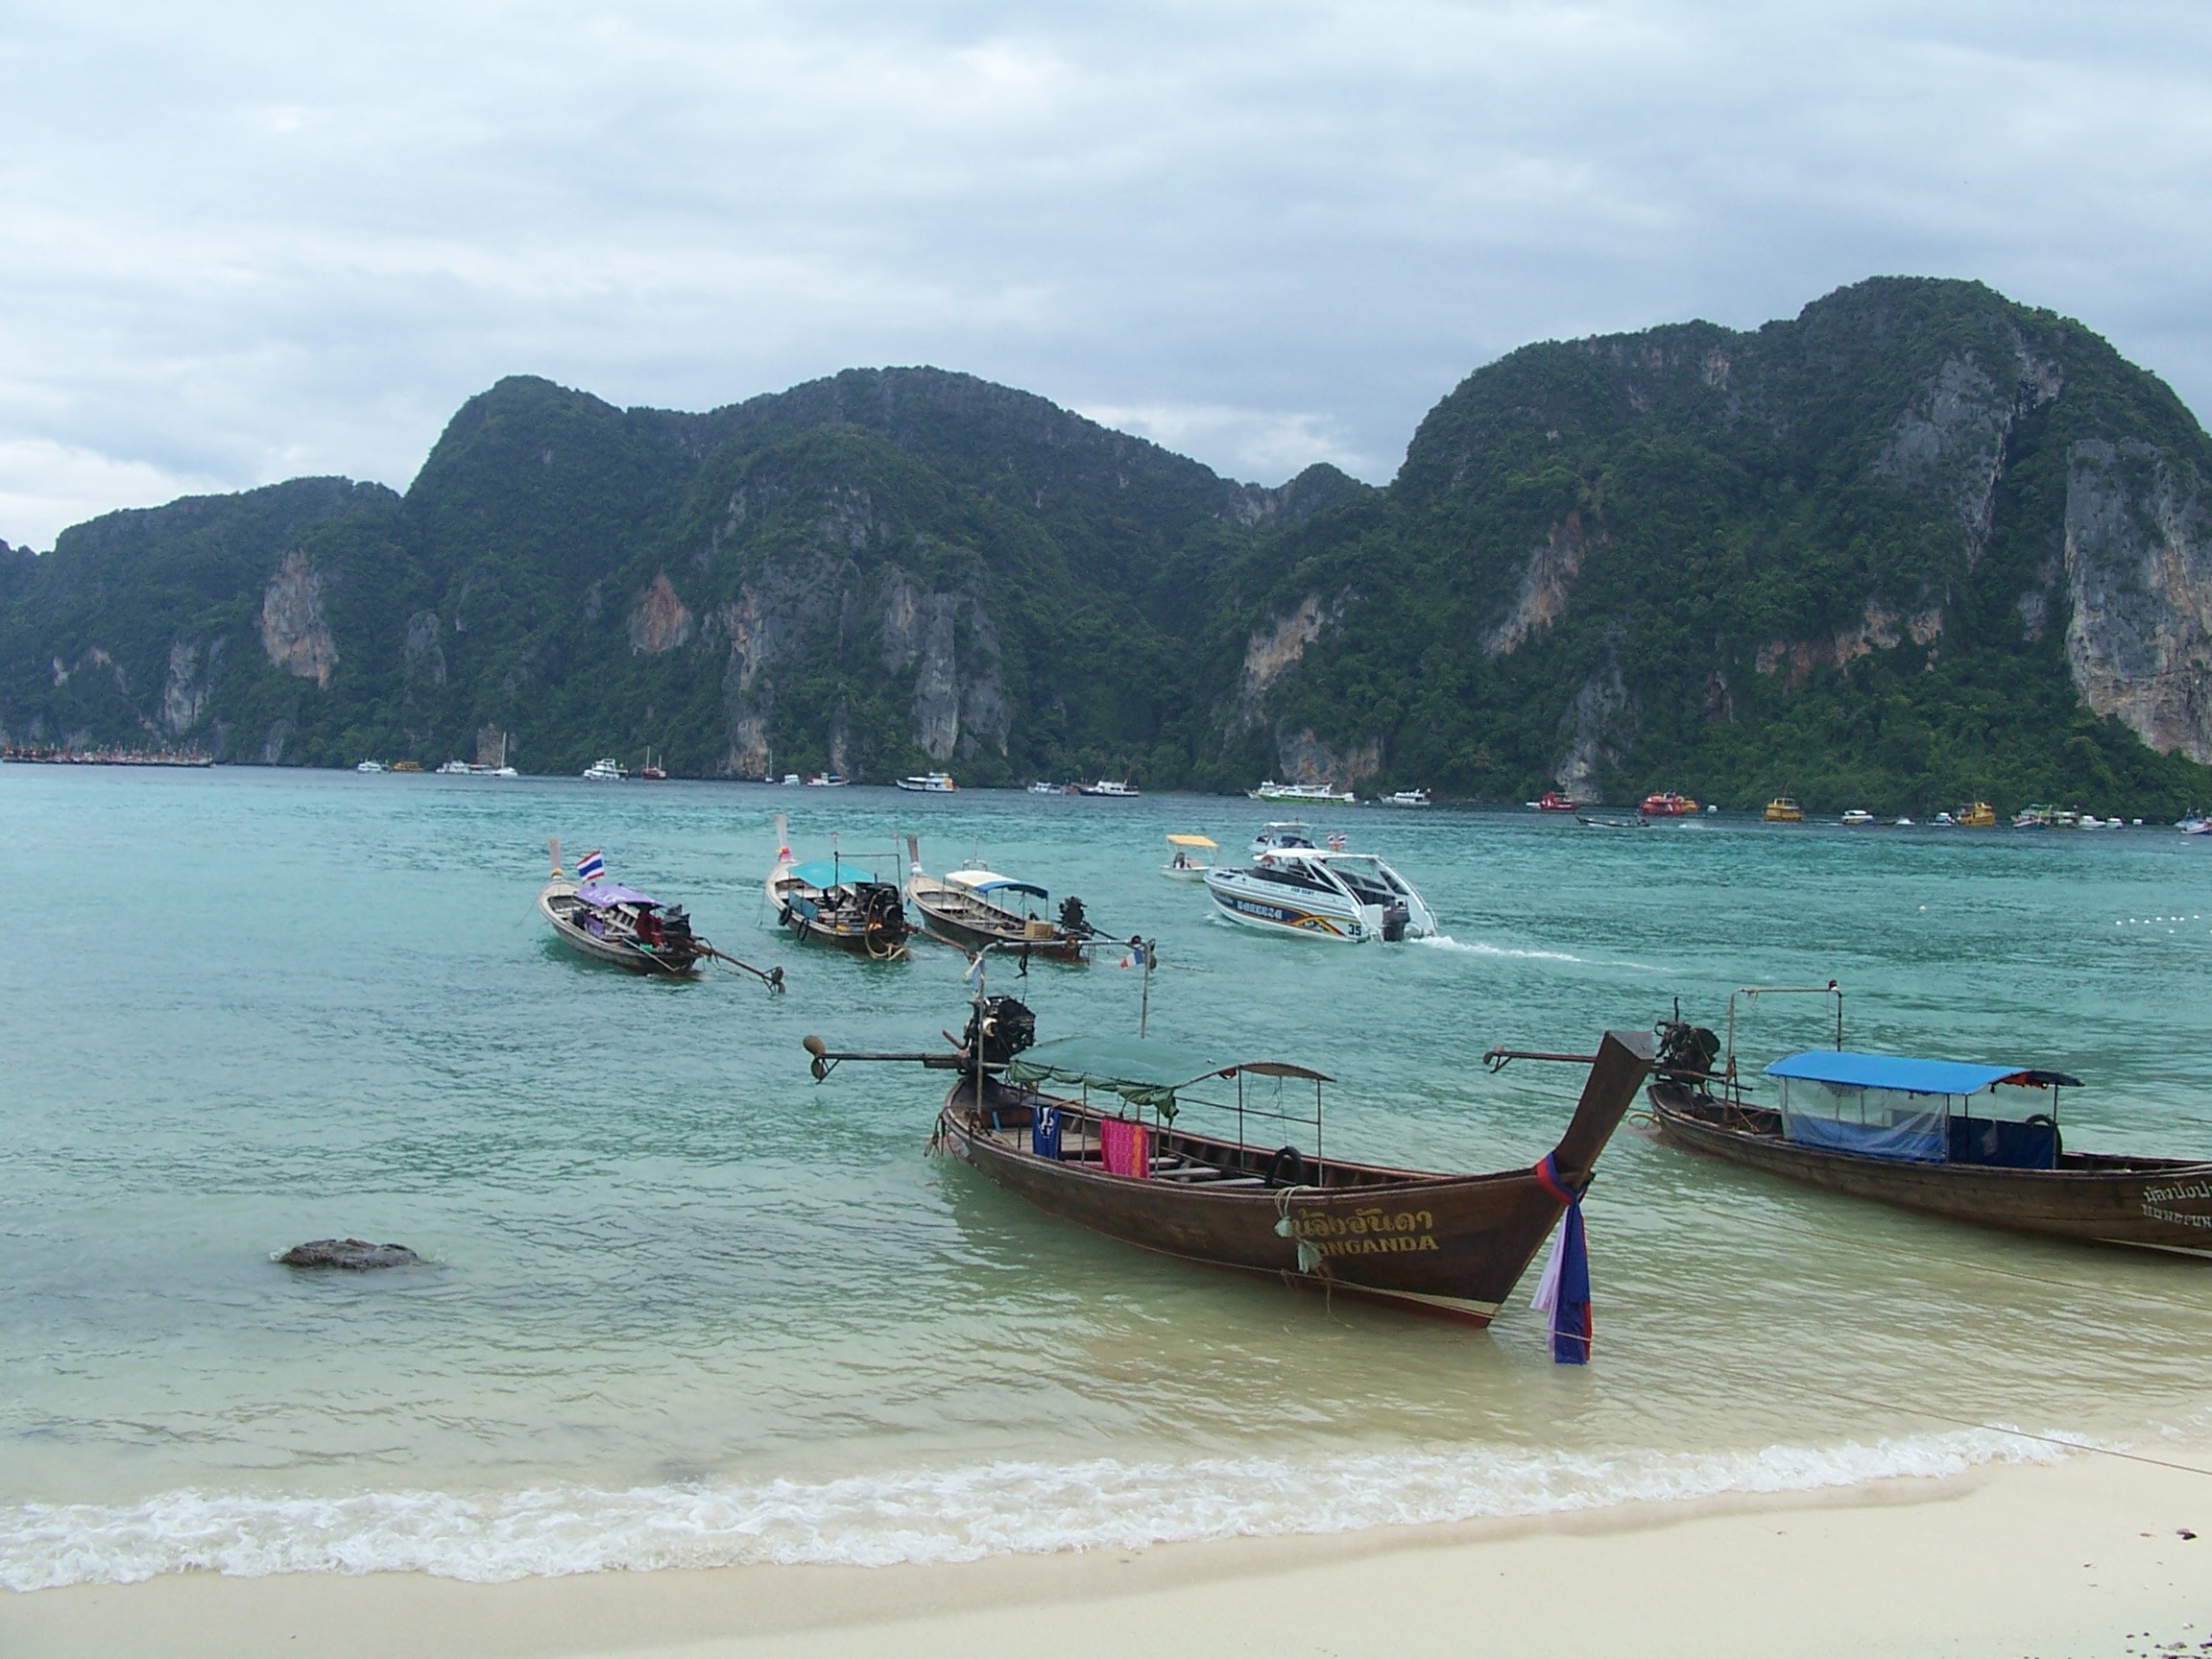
[[1203, 842, 1438, 942]]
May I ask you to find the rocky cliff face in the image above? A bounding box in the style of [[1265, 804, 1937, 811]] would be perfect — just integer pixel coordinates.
[[2063, 439, 2212, 763], [257, 551, 338, 688]]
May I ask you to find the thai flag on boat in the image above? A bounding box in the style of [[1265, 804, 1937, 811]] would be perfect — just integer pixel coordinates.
[[577, 850, 606, 884], [1530, 1152, 1594, 1364]]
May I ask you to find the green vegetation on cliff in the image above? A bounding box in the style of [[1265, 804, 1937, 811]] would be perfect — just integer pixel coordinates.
[[1225, 279, 2212, 814], [5, 278, 2211, 816]]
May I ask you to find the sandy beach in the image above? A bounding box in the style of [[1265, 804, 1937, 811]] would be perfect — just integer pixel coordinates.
[[8, 1448, 2206, 1659]]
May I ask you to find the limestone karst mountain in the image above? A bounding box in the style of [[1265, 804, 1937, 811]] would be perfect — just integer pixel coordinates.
[[5, 277, 2211, 813]]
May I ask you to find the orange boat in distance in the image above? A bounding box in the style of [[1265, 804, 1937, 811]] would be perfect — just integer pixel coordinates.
[[1533, 791, 1581, 812], [1641, 792, 1699, 816]]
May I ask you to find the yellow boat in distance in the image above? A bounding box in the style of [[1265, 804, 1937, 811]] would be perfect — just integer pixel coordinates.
[[390, 759, 424, 773], [1956, 801, 1996, 828], [1764, 797, 1804, 823]]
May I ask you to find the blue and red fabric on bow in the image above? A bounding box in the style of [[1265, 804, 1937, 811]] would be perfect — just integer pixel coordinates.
[[1529, 1152, 1593, 1364]]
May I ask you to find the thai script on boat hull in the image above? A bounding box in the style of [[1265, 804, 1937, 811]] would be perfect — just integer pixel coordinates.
[[1286, 1208, 1438, 1254], [2139, 1180, 2212, 1227]]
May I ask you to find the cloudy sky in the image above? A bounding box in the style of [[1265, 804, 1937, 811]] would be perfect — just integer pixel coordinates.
[[2, 1, 2207, 546]]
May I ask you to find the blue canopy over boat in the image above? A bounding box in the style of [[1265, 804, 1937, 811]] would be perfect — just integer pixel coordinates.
[[1766, 1051, 2081, 1094], [784, 859, 887, 890]]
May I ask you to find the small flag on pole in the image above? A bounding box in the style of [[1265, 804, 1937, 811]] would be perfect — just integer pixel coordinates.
[[1529, 1152, 1594, 1364], [577, 850, 606, 884]]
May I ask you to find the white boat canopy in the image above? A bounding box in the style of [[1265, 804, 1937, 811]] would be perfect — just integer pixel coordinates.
[[944, 868, 1049, 901]]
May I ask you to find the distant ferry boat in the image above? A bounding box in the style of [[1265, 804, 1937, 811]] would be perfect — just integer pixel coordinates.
[[897, 772, 957, 793], [1026, 781, 1062, 794], [1378, 789, 1432, 806], [1764, 797, 1804, 823], [355, 759, 386, 773], [1250, 780, 1353, 804], [1077, 780, 1140, 798], [805, 774, 848, 787], [1641, 792, 1698, 817], [1530, 791, 1580, 812], [582, 757, 628, 781]]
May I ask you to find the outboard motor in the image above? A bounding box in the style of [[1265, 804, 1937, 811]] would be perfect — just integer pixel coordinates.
[[857, 881, 909, 938], [1653, 1016, 1721, 1085], [962, 996, 1037, 1067], [661, 905, 695, 946], [1381, 900, 1410, 943], [1058, 895, 1090, 936]]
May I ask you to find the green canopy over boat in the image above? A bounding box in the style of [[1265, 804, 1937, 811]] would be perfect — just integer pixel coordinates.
[[1003, 1035, 1330, 1114]]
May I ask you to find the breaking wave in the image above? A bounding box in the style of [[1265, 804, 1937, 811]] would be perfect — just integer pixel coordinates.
[[0, 1431, 2066, 1590]]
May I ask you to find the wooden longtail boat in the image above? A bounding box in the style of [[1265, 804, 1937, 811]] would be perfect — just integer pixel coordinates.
[[904, 837, 1094, 962], [540, 841, 782, 985], [767, 818, 912, 959], [1647, 1002, 2212, 1257], [805, 1004, 1655, 1326]]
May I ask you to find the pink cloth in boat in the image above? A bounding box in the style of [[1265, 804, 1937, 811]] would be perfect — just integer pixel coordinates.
[[1099, 1116, 1149, 1179]]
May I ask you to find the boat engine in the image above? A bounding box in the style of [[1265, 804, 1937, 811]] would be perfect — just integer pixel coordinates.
[[963, 996, 1037, 1066], [1653, 1017, 1721, 1085], [661, 905, 695, 946], [1058, 895, 1089, 937]]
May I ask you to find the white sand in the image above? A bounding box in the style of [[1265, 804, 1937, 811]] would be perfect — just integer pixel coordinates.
[[7, 1449, 2208, 1659]]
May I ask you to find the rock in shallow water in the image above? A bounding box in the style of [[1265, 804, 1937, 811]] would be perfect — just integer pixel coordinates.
[[276, 1238, 423, 1270]]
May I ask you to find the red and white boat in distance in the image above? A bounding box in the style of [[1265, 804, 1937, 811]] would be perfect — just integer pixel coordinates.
[[1640, 792, 1699, 816], [1531, 791, 1581, 812]]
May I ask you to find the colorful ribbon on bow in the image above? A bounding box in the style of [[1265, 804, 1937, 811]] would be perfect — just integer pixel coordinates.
[[1529, 1152, 1593, 1364]]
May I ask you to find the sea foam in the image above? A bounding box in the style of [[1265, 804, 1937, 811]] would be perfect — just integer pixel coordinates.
[[1413, 934, 1664, 972], [0, 1431, 2067, 1590]]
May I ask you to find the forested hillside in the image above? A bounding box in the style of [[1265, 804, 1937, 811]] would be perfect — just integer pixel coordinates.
[[7, 277, 2212, 815]]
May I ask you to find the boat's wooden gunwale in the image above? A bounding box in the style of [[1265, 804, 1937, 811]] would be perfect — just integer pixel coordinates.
[[1647, 1079, 2212, 1255]]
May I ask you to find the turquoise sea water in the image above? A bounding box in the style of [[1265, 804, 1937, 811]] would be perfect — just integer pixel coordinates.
[[4, 768, 2211, 1584]]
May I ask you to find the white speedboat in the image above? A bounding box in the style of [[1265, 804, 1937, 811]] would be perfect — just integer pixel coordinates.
[[1377, 789, 1431, 806], [805, 774, 848, 787], [1076, 780, 1139, 797], [355, 759, 386, 773], [1163, 833, 1217, 879], [582, 757, 627, 781], [1027, 781, 1062, 795], [1250, 780, 1355, 804], [897, 772, 957, 793], [1840, 808, 1876, 826], [1205, 846, 1437, 943]]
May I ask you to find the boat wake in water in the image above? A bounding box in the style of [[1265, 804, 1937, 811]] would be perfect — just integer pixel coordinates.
[[0, 1431, 2066, 1589], [1413, 934, 1665, 973]]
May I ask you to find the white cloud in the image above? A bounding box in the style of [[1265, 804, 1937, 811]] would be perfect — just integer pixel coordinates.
[[0, 442, 223, 554], [2, 2, 2210, 544]]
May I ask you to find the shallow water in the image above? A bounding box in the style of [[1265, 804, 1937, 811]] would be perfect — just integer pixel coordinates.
[[3, 769, 2209, 1585]]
